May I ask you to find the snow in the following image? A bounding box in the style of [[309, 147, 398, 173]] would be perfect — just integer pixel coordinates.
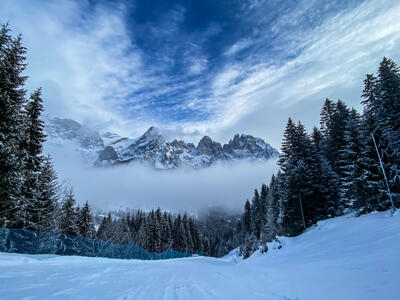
[[1, 211, 399, 300]]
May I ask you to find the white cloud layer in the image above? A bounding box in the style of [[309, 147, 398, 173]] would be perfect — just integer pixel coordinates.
[[47, 143, 278, 213]]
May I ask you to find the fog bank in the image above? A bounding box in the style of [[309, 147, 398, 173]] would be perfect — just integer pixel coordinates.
[[46, 144, 278, 213]]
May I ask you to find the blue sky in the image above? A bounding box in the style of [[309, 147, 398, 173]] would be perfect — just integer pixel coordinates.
[[1, 0, 400, 147]]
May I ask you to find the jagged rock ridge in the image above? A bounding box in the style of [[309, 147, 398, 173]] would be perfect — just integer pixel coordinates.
[[45, 117, 279, 169]]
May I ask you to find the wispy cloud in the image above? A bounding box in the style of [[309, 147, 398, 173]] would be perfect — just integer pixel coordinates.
[[193, 0, 400, 146], [1, 0, 400, 148], [224, 38, 253, 56]]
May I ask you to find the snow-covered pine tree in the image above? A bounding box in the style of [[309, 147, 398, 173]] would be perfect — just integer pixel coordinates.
[[278, 120, 321, 236], [311, 125, 341, 219], [189, 218, 202, 253], [321, 100, 351, 207], [79, 201, 95, 238], [201, 235, 210, 256], [0, 24, 28, 228], [261, 174, 279, 242], [153, 208, 163, 252], [241, 199, 252, 237], [20, 88, 46, 230], [182, 213, 193, 253], [59, 190, 79, 236], [161, 211, 172, 251], [353, 73, 389, 213], [240, 233, 258, 259], [37, 155, 59, 232], [339, 109, 364, 210], [374, 57, 400, 208], [250, 189, 263, 239], [174, 221, 188, 253]]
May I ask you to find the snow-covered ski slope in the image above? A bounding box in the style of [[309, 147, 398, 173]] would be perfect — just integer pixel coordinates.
[[1, 211, 399, 300]]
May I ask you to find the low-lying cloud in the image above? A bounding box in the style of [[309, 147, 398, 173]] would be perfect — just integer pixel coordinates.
[[47, 144, 278, 214]]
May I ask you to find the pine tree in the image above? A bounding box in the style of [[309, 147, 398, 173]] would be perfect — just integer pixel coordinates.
[[340, 109, 363, 209], [0, 24, 28, 227], [310, 125, 339, 219], [201, 235, 210, 256], [161, 211, 172, 251], [374, 57, 400, 208], [250, 189, 263, 239], [189, 218, 201, 253], [183, 213, 193, 253], [352, 73, 388, 213], [79, 201, 95, 238], [262, 174, 280, 242], [20, 88, 46, 230], [153, 208, 163, 252], [241, 233, 258, 259], [59, 190, 79, 236], [174, 222, 188, 253], [278, 120, 320, 236], [241, 200, 252, 236], [36, 155, 59, 232]]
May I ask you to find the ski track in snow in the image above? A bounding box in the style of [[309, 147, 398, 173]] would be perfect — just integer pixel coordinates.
[[1, 211, 399, 300]]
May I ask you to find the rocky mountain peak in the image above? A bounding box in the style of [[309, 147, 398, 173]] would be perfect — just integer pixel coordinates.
[[197, 136, 223, 156], [45, 117, 279, 169]]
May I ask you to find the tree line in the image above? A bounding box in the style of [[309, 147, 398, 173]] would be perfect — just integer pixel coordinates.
[[238, 57, 400, 258]]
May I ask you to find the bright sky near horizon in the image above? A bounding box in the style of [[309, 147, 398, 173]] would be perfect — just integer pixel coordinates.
[[1, 0, 400, 148]]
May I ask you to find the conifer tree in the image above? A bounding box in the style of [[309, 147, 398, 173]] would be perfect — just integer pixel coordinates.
[[241, 200, 252, 235], [20, 88, 46, 230], [250, 189, 263, 238], [161, 211, 172, 251], [174, 222, 188, 253], [241, 233, 258, 259], [278, 120, 321, 235], [59, 190, 79, 236], [79, 201, 95, 238], [374, 57, 400, 208], [262, 174, 280, 241], [201, 236, 210, 256], [189, 218, 201, 253], [352, 73, 389, 213], [183, 213, 193, 253], [0, 24, 28, 227], [36, 155, 59, 232], [340, 109, 363, 209]]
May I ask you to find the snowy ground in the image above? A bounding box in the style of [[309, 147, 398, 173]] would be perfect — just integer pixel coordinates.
[[1, 211, 399, 300]]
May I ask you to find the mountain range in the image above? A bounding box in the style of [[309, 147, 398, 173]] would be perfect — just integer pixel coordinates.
[[44, 117, 279, 169]]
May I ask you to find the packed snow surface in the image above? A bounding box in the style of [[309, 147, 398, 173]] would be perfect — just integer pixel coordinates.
[[1, 211, 399, 300]]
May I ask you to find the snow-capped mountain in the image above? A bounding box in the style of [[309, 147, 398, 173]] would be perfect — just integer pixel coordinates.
[[44, 117, 279, 169]]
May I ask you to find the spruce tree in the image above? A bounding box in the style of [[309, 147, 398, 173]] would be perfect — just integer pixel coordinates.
[[0, 24, 28, 227], [250, 189, 263, 239], [262, 174, 280, 242], [79, 201, 95, 238], [182, 213, 193, 253], [278, 120, 320, 235], [37, 155, 59, 232], [59, 190, 79, 236], [352, 73, 388, 213], [241, 200, 252, 236], [161, 211, 172, 251], [20, 88, 46, 230], [189, 218, 201, 253], [374, 57, 400, 208], [340, 109, 363, 209]]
